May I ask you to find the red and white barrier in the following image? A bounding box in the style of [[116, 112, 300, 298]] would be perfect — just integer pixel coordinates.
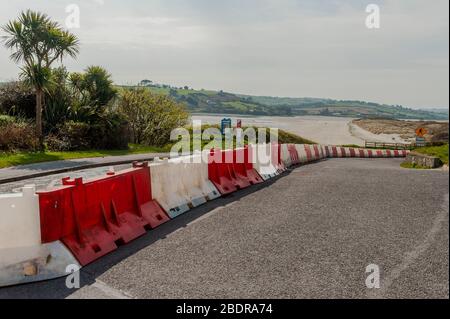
[[295, 144, 309, 164], [281, 144, 300, 167], [0, 143, 410, 287], [325, 146, 409, 158], [0, 185, 80, 287]]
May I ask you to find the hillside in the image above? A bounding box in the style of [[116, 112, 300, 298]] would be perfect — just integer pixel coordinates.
[[121, 84, 448, 120]]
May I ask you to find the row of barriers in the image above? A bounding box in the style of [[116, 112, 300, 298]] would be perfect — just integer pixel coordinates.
[[0, 143, 409, 287]]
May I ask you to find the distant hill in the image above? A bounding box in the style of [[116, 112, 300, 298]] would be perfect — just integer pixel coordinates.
[[125, 84, 448, 120], [418, 108, 449, 116]]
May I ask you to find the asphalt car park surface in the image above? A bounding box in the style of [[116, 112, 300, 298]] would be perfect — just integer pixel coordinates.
[[0, 158, 448, 299]]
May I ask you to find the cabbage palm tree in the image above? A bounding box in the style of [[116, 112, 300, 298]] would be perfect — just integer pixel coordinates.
[[1, 10, 79, 147]]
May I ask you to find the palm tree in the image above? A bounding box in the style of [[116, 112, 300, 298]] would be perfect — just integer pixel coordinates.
[[1, 10, 79, 147]]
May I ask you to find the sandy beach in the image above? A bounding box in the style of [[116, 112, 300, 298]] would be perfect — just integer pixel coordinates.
[[191, 114, 410, 146]]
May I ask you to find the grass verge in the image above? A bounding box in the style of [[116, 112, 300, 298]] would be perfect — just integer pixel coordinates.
[[413, 144, 448, 165], [0, 144, 171, 169], [400, 162, 429, 169]]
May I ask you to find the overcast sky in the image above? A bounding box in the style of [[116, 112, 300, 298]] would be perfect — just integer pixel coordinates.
[[0, 0, 448, 109]]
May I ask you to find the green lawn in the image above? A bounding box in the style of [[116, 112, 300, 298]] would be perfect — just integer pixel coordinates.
[[414, 144, 449, 165], [0, 144, 171, 169]]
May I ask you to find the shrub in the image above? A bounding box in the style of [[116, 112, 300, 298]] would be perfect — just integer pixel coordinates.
[[0, 82, 35, 118], [118, 88, 188, 147], [45, 121, 91, 151], [0, 115, 16, 126], [88, 113, 129, 150], [45, 134, 71, 152], [0, 118, 38, 152], [46, 115, 129, 151], [44, 67, 73, 134]]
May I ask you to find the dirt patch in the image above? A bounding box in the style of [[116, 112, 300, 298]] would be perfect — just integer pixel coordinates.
[[353, 119, 449, 143]]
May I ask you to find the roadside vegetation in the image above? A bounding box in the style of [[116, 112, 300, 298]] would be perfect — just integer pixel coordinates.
[[0, 125, 311, 168], [0, 144, 171, 169], [400, 143, 448, 170], [400, 162, 429, 169], [413, 144, 449, 165]]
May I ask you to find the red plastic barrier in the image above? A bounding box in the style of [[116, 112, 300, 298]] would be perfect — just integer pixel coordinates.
[[313, 145, 321, 159], [324, 146, 331, 158], [367, 150, 373, 158], [376, 150, 383, 157], [386, 150, 392, 157], [304, 145, 313, 162], [340, 147, 347, 157], [208, 148, 263, 195], [235, 147, 264, 185], [349, 148, 356, 157], [208, 149, 240, 194], [287, 144, 300, 165], [394, 150, 400, 157], [37, 163, 169, 266], [331, 146, 338, 157]]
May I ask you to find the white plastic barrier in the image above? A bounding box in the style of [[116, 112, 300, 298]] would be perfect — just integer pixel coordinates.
[[281, 144, 293, 168], [251, 143, 279, 180], [150, 158, 192, 218], [170, 153, 221, 206], [0, 185, 79, 287], [150, 154, 221, 219]]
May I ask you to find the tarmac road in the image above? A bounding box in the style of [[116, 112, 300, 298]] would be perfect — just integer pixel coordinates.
[[0, 158, 448, 299]]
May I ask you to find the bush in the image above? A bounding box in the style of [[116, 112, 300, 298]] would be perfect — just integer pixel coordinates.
[[0, 82, 35, 118], [118, 88, 188, 147], [45, 134, 71, 152], [0, 115, 16, 126], [46, 121, 91, 151], [89, 113, 129, 150], [0, 118, 38, 152], [46, 115, 129, 151]]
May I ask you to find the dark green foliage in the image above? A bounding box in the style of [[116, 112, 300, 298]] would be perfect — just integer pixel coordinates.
[[0, 82, 35, 118]]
